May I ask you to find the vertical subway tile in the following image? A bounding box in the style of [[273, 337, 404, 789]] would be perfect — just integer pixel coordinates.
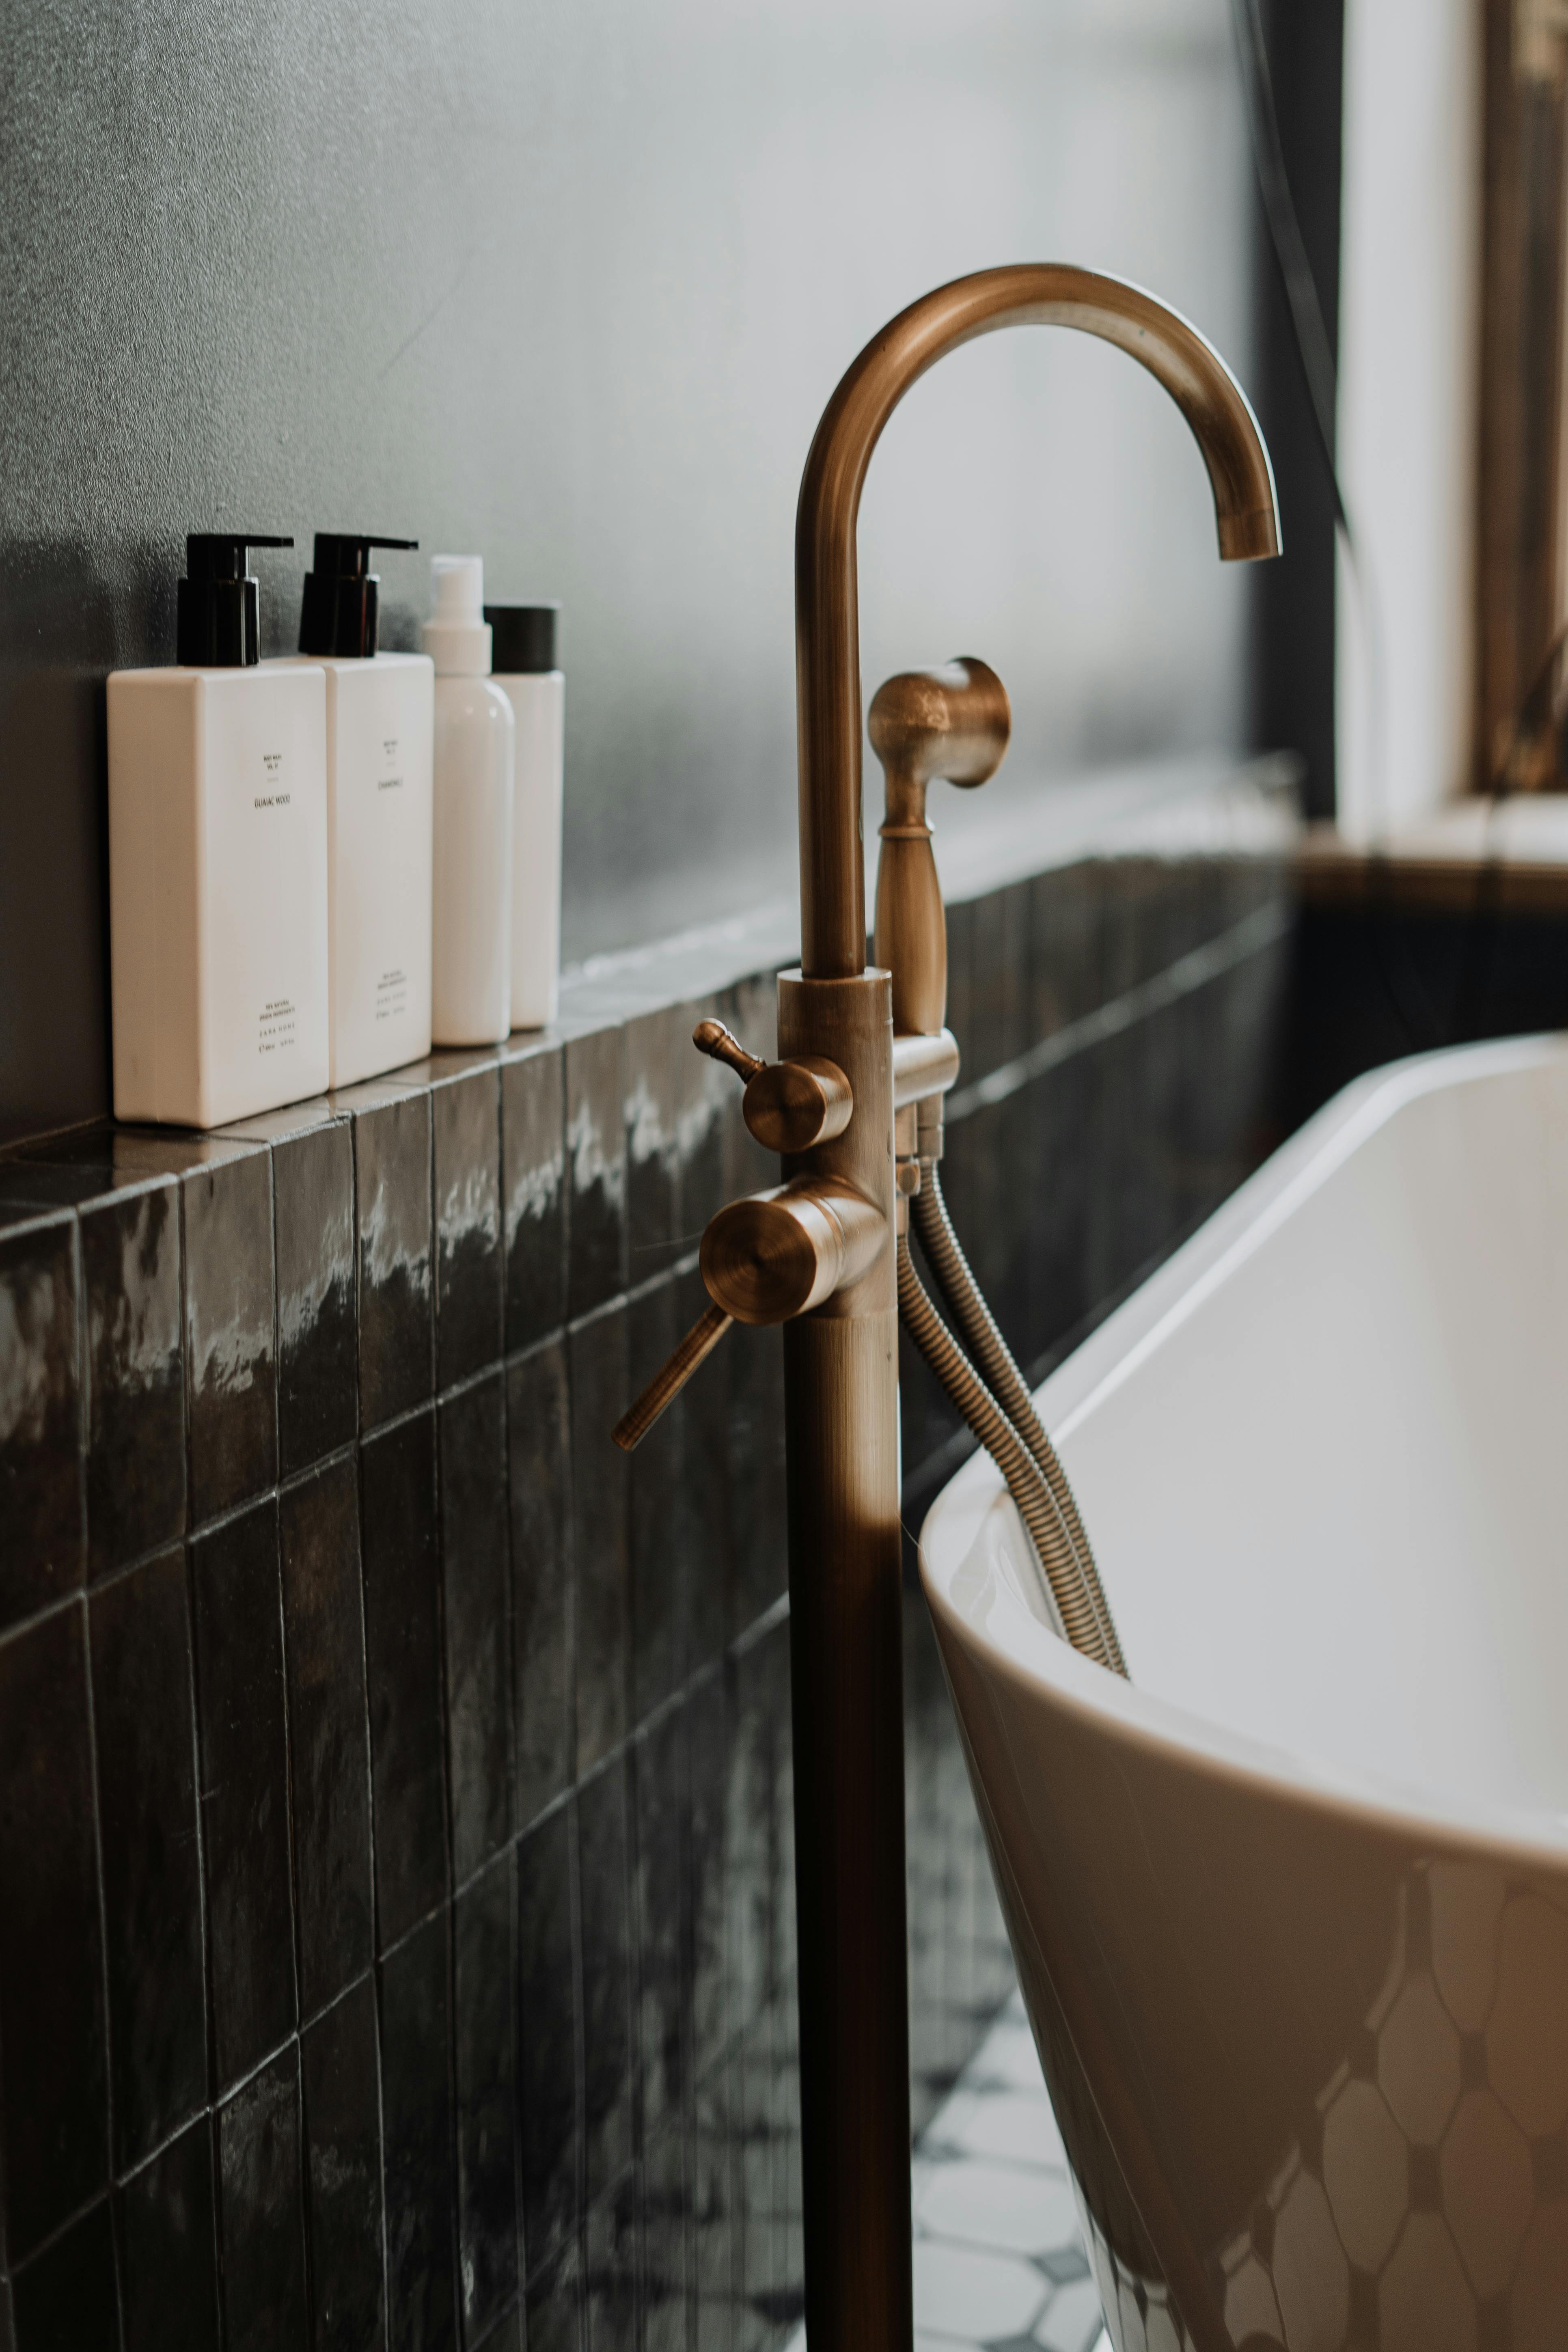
[[440, 1373, 513, 1883], [624, 1005, 681, 1283], [502, 1045, 566, 1352], [578, 1756, 634, 2204], [433, 1068, 503, 1387], [89, 1545, 205, 2170], [79, 1180, 184, 1580], [726, 1322, 786, 1638], [183, 1149, 276, 1524], [0, 1604, 108, 2263], [627, 1277, 682, 1719], [692, 2065, 735, 2352], [687, 1665, 730, 2082], [508, 1338, 574, 1828], [674, 993, 729, 1240], [301, 1974, 386, 2351], [0, 1212, 81, 1626], [379, 1909, 458, 2352], [677, 1263, 731, 1672], [1031, 860, 1103, 1035], [279, 1456, 375, 2019], [569, 1308, 628, 1775], [453, 1851, 519, 2341], [566, 1026, 626, 1319], [218, 2047, 309, 2352], [643, 2115, 690, 2352], [634, 1703, 689, 2142], [584, 2169, 639, 2352], [516, 1802, 579, 2268], [190, 1498, 297, 2090], [351, 1090, 433, 1430], [274, 1120, 357, 1476], [117, 2117, 220, 2352], [526, 2235, 584, 2352], [728, 1634, 779, 2052], [9, 2198, 119, 2352], [360, 1408, 447, 1949]]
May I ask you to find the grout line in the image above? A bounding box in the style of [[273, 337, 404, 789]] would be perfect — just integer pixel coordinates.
[[75, 1593, 123, 2352]]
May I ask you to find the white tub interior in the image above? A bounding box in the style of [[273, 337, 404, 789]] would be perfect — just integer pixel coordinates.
[[1016, 1038, 1568, 1819]]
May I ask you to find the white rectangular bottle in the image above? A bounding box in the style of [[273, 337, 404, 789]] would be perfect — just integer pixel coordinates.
[[285, 533, 435, 1088], [107, 534, 330, 1129], [425, 556, 515, 1045], [487, 602, 564, 1029]]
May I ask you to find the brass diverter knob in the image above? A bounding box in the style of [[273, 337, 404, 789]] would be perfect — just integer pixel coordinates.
[[611, 1018, 875, 1451], [692, 1016, 853, 1154], [700, 1175, 884, 1325]]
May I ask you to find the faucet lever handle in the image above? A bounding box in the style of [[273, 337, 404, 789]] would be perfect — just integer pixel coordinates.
[[612, 1301, 735, 1452], [692, 1018, 765, 1083]]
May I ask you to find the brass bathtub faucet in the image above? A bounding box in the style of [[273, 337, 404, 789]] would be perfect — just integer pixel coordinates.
[[613, 263, 1279, 2352]]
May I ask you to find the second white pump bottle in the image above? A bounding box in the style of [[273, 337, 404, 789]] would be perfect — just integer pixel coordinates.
[[426, 556, 515, 1044]]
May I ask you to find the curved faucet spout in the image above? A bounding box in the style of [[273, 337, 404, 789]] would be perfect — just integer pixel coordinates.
[[794, 263, 1282, 978]]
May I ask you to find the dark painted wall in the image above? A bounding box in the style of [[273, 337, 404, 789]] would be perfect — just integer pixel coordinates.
[[0, 0, 1262, 1143]]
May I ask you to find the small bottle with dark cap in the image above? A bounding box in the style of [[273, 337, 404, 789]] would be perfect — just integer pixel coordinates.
[[487, 603, 563, 1028], [283, 533, 435, 1086], [106, 534, 330, 1126]]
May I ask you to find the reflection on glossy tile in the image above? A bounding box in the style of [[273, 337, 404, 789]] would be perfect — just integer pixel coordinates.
[[302, 1974, 385, 2349], [0, 1211, 80, 1625], [635, 1703, 689, 2142], [692, 2062, 736, 2352], [278, 1456, 374, 2018], [273, 1120, 356, 1476], [509, 1338, 573, 1828], [89, 1545, 205, 2170], [677, 1262, 731, 1672], [625, 1003, 682, 1283], [503, 1046, 566, 1352], [117, 2116, 221, 2352], [9, 2196, 120, 2352], [585, 2167, 640, 2352], [569, 1308, 628, 1774], [360, 1408, 447, 1948], [526, 2233, 584, 2352], [190, 1499, 297, 2090], [644, 2114, 690, 2352], [440, 1372, 512, 1882], [628, 1278, 681, 1717], [580, 1755, 634, 2204], [183, 1149, 276, 1524], [218, 2047, 309, 2352], [567, 1027, 625, 1320], [454, 1851, 519, 2340], [351, 1090, 433, 1429], [434, 1068, 502, 1387], [517, 1801, 578, 2268], [688, 1665, 730, 2083], [0, 1604, 108, 2263], [380, 1909, 458, 2352], [80, 1180, 183, 1580]]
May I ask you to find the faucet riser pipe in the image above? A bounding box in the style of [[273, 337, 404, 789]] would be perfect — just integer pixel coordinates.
[[776, 969, 909, 2352]]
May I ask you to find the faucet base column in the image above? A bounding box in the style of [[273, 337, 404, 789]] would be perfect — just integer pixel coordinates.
[[778, 970, 910, 2352]]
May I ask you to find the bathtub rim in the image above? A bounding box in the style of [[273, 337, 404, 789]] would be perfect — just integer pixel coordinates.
[[918, 1027, 1568, 1873]]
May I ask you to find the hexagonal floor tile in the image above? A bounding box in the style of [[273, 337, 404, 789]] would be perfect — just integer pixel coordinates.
[[916, 2160, 1081, 2261], [912, 2241, 1050, 2343], [927, 2089, 1068, 2173], [1033, 2279, 1107, 2352]]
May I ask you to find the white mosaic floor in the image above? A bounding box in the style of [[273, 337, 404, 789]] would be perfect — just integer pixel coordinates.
[[786, 1992, 1111, 2352]]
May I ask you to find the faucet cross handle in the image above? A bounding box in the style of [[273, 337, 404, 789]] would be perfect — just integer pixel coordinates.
[[692, 1017, 765, 1082], [691, 1018, 854, 1156]]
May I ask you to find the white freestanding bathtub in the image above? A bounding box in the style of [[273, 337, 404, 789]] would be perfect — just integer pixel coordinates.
[[921, 1035, 1568, 2352]]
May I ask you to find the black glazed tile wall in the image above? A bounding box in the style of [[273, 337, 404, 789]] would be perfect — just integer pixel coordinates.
[[0, 822, 1291, 2348]]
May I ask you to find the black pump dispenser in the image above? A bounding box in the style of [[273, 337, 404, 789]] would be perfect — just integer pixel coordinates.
[[176, 535, 293, 668], [299, 534, 419, 659]]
